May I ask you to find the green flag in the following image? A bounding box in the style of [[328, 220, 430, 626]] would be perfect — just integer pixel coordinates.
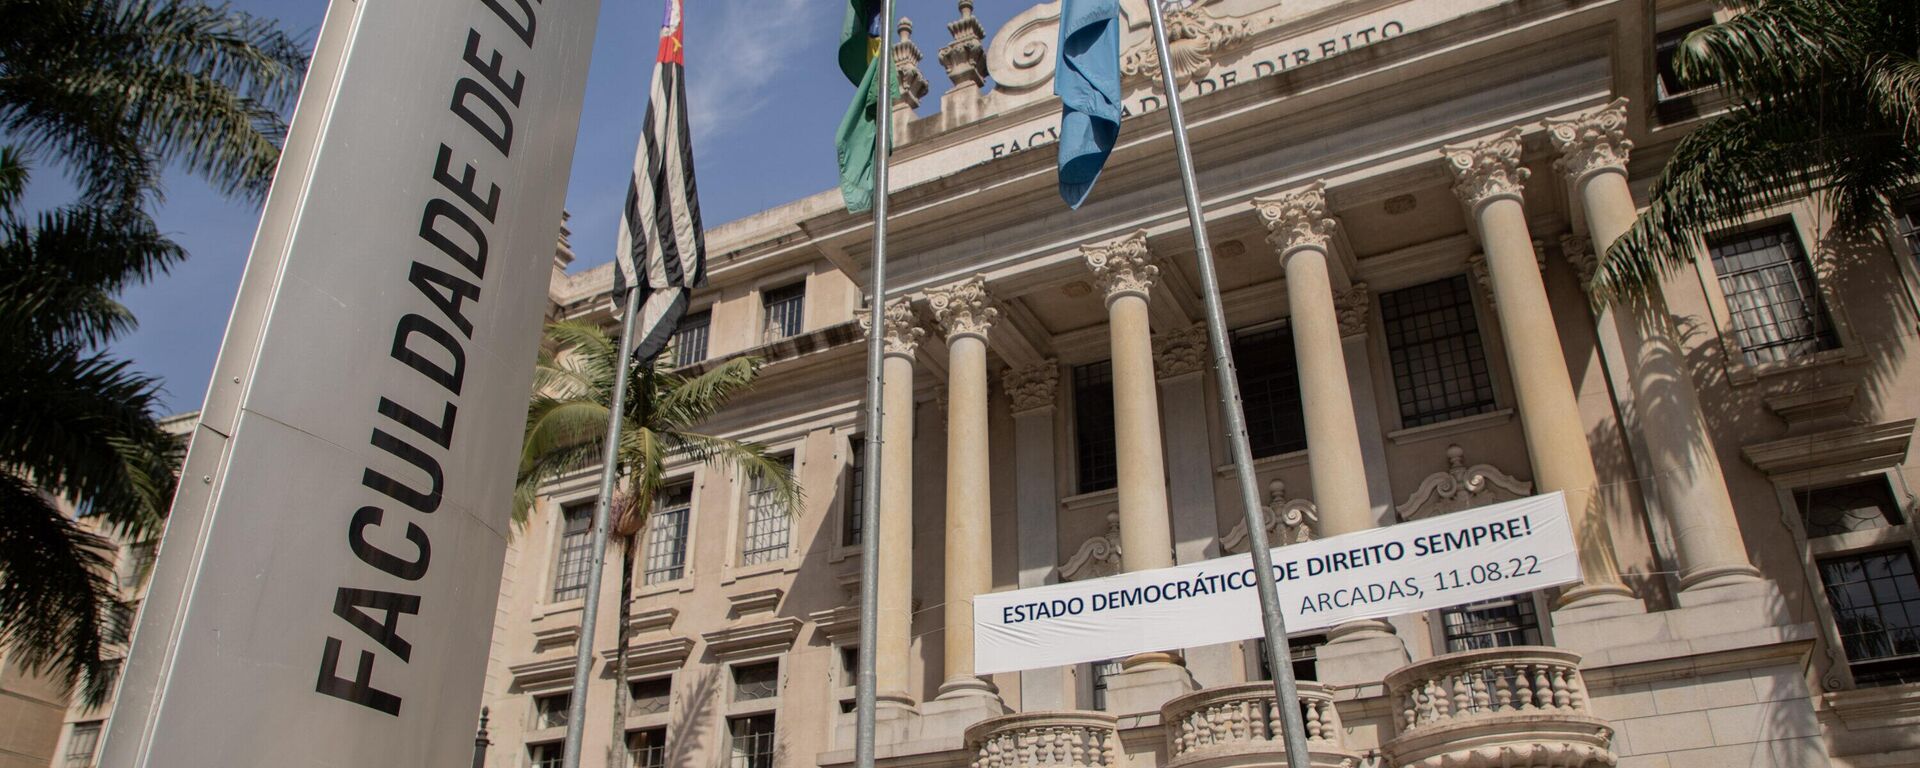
[[836, 0, 894, 213]]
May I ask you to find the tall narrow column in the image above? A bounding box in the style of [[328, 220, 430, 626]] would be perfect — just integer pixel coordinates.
[[1545, 100, 1763, 592], [868, 298, 923, 707], [1081, 231, 1176, 576], [928, 275, 1000, 700], [1442, 129, 1635, 607]]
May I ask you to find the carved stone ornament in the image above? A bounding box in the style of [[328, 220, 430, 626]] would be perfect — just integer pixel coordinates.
[[1081, 230, 1159, 303], [1561, 233, 1597, 288], [1253, 182, 1337, 257], [1394, 445, 1534, 521], [1002, 360, 1060, 414], [939, 0, 989, 89], [1058, 511, 1123, 582], [860, 298, 925, 358], [1442, 128, 1531, 211], [927, 274, 999, 341], [1119, 4, 1251, 86], [1466, 242, 1548, 312], [1153, 325, 1208, 379], [1335, 282, 1371, 337], [1544, 97, 1632, 186], [1221, 480, 1319, 553], [893, 18, 931, 110]]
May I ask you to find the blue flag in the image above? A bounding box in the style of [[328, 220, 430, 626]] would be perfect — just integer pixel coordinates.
[[1054, 0, 1121, 209]]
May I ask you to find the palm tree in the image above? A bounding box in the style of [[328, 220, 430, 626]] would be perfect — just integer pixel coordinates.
[[515, 320, 800, 766], [1589, 0, 1919, 303]]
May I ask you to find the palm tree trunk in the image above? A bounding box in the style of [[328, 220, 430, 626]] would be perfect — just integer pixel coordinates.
[[609, 536, 635, 767]]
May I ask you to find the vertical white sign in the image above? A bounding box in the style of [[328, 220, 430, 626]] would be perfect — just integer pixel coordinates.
[[102, 0, 598, 764]]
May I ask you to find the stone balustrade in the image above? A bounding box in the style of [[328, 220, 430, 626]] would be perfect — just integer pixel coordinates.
[[1161, 681, 1362, 768], [1382, 646, 1616, 768], [966, 711, 1121, 768]]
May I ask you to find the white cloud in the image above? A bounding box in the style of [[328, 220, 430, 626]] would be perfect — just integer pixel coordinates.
[[684, 0, 818, 141]]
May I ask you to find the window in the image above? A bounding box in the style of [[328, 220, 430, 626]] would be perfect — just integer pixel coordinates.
[[671, 310, 711, 368], [105, 601, 136, 645], [1440, 595, 1543, 652], [533, 693, 571, 729], [1708, 223, 1838, 365], [529, 742, 564, 768], [1380, 276, 1497, 427], [1073, 361, 1118, 493], [1816, 549, 1920, 686], [629, 676, 672, 716], [1654, 21, 1712, 100], [644, 483, 692, 584], [64, 721, 102, 768], [729, 714, 777, 768], [761, 283, 805, 342], [628, 727, 668, 768], [1796, 479, 1904, 538], [1255, 634, 1327, 682], [1089, 659, 1123, 710], [120, 541, 155, 589], [551, 503, 594, 601], [842, 437, 866, 546], [1896, 196, 1920, 267], [740, 458, 792, 565], [733, 660, 779, 701], [1232, 324, 1307, 457]]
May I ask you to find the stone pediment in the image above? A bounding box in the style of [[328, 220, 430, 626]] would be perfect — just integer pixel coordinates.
[[1395, 445, 1532, 521], [508, 656, 577, 692], [595, 636, 696, 677], [1058, 511, 1122, 582], [702, 617, 804, 661], [1221, 480, 1318, 552]]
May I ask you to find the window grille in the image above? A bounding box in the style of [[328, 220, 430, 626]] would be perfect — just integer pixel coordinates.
[[1073, 361, 1118, 493], [1232, 324, 1308, 457], [1818, 549, 1920, 686], [842, 437, 865, 546], [644, 484, 692, 584], [729, 714, 777, 768], [1380, 276, 1497, 427], [1708, 224, 1838, 365], [1090, 659, 1123, 711], [1796, 479, 1904, 538], [64, 722, 101, 768], [1654, 21, 1712, 100], [534, 693, 571, 729], [529, 743, 564, 768], [1440, 595, 1543, 652], [740, 458, 792, 565], [628, 728, 668, 768], [671, 310, 710, 368], [761, 283, 805, 342], [733, 661, 779, 701], [551, 503, 593, 601], [629, 676, 672, 716], [1256, 634, 1327, 682]]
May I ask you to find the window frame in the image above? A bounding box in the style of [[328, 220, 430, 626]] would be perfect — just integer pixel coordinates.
[[759, 281, 806, 344], [531, 691, 572, 730], [1433, 593, 1549, 653], [1231, 322, 1309, 459], [839, 434, 866, 548], [549, 501, 595, 603], [727, 713, 778, 768], [1690, 205, 1862, 385], [1775, 472, 1920, 691], [642, 480, 694, 586], [1377, 274, 1501, 429], [626, 726, 669, 768], [63, 721, 103, 768], [1071, 360, 1118, 494], [737, 454, 796, 568], [669, 308, 712, 368]]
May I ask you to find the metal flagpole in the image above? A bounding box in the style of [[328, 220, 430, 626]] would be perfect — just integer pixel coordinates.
[[855, 2, 898, 768], [1143, 3, 1311, 768], [561, 288, 642, 768]]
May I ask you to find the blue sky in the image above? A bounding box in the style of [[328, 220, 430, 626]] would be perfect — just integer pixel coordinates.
[[24, 0, 1036, 414]]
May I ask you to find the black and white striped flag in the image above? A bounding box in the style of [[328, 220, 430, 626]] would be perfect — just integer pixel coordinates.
[[615, 0, 705, 363]]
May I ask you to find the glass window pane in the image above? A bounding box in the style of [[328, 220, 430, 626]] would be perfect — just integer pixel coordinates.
[[733, 661, 779, 701], [729, 714, 777, 768], [761, 284, 805, 342], [1440, 595, 1543, 652], [530, 742, 564, 768], [1074, 362, 1117, 493], [628, 727, 668, 768], [842, 437, 865, 546], [671, 311, 711, 368], [1797, 479, 1903, 538], [534, 693, 571, 729], [644, 484, 692, 584], [1090, 659, 1122, 711], [1708, 224, 1839, 365], [65, 722, 102, 768], [551, 504, 594, 601], [1380, 276, 1498, 427], [1232, 325, 1308, 458], [629, 676, 673, 716], [740, 458, 793, 565], [1818, 549, 1920, 687]]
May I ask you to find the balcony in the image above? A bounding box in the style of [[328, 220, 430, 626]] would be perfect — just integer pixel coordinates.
[[966, 711, 1121, 768], [1162, 682, 1362, 768], [1381, 647, 1615, 768]]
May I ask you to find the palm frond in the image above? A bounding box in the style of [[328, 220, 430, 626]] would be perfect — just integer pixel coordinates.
[[0, 473, 122, 707]]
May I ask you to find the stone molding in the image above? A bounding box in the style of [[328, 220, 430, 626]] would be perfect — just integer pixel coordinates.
[[1153, 325, 1209, 379], [1543, 97, 1632, 187], [1442, 128, 1531, 211], [595, 636, 697, 677], [966, 711, 1120, 768], [1220, 480, 1318, 553], [701, 616, 804, 661], [1395, 445, 1533, 522], [1120, 4, 1252, 86], [939, 0, 988, 89], [860, 297, 925, 359], [1081, 229, 1159, 304], [1002, 360, 1060, 414], [892, 18, 931, 111], [1058, 511, 1122, 582], [1382, 646, 1614, 768], [927, 273, 999, 341], [1334, 281, 1371, 337], [1253, 182, 1337, 258], [1161, 681, 1358, 768]]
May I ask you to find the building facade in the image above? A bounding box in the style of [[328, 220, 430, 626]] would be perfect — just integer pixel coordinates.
[[474, 0, 1920, 767]]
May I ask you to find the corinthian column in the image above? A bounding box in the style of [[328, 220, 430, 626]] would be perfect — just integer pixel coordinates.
[[927, 275, 1001, 701], [1081, 231, 1176, 577], [863, 298, 923, 708], [1442, 129, 1635, 608], [1545, 100, 1763, 592]]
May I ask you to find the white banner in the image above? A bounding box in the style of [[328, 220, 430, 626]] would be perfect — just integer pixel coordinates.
[[975, 493, 1580, 674], [102, 0, 598, 764]]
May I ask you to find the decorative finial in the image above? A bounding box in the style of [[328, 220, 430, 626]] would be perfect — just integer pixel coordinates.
[[893, 16, 930, 110], [941, 0, 989, 89]]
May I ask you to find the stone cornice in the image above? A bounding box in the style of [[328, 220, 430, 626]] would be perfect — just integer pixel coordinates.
[[701, 617, 805, 661], [1001, 360, 1059, 414], [1442, 128, 1531, 212], [927, 274, 999, 342], [595, 636, 697, 677], [1081, 230, 1158, 305], [1543, 97, 1632, 187], [860, 298, 925, 359], [1254, 182, 1337, 258], [1153, 325, 1208, 379]]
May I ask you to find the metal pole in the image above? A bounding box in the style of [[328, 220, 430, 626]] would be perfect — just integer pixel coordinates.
[[1143, 4, 1311, 768], [472, 707, 492, 768], [855, 3, 898, 768], [561, 288, 642, 768]]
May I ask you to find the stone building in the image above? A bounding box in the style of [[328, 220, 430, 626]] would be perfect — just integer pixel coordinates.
[[480, 0, 1920, 767]]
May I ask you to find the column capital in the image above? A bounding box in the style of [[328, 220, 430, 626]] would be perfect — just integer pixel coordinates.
[[1153, 325, 1208, 380], [861, 297, 926, 359], [1000, 359, 1059, 415], [1543, 98, 1633, 187], [1081, 229, 1159, 305], [927, 274, 999, 342], [1334, 281, 1371, 337], [1254, 181, 1337, 259], [1561, 233, 1597, 287], [1442, 127, 1531, 211]]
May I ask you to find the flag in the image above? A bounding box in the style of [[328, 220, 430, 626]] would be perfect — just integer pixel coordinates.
[[1055, 0, 1121, 209], [616, 0, 706, 362], [835, 0, 890, 213]]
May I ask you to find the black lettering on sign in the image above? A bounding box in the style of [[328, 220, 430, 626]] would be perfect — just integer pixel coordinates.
[[451, 78, 514, 155], [433, 144, 501, 222], [408, 261, 481, 338], [362, 428, 444, 514], [315, 637, 403, 715], [462, 30, 525, 107], [378, 397, 457, 449], [391, 314, 467, 394], [333, 587, 422, 661], [349, 506, 431, 581], [420, 198, 490, 278], [480, 0, 538, 47]]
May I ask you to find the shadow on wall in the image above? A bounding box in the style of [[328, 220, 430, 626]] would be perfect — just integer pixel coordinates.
[[666, 668, 719, 768]]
